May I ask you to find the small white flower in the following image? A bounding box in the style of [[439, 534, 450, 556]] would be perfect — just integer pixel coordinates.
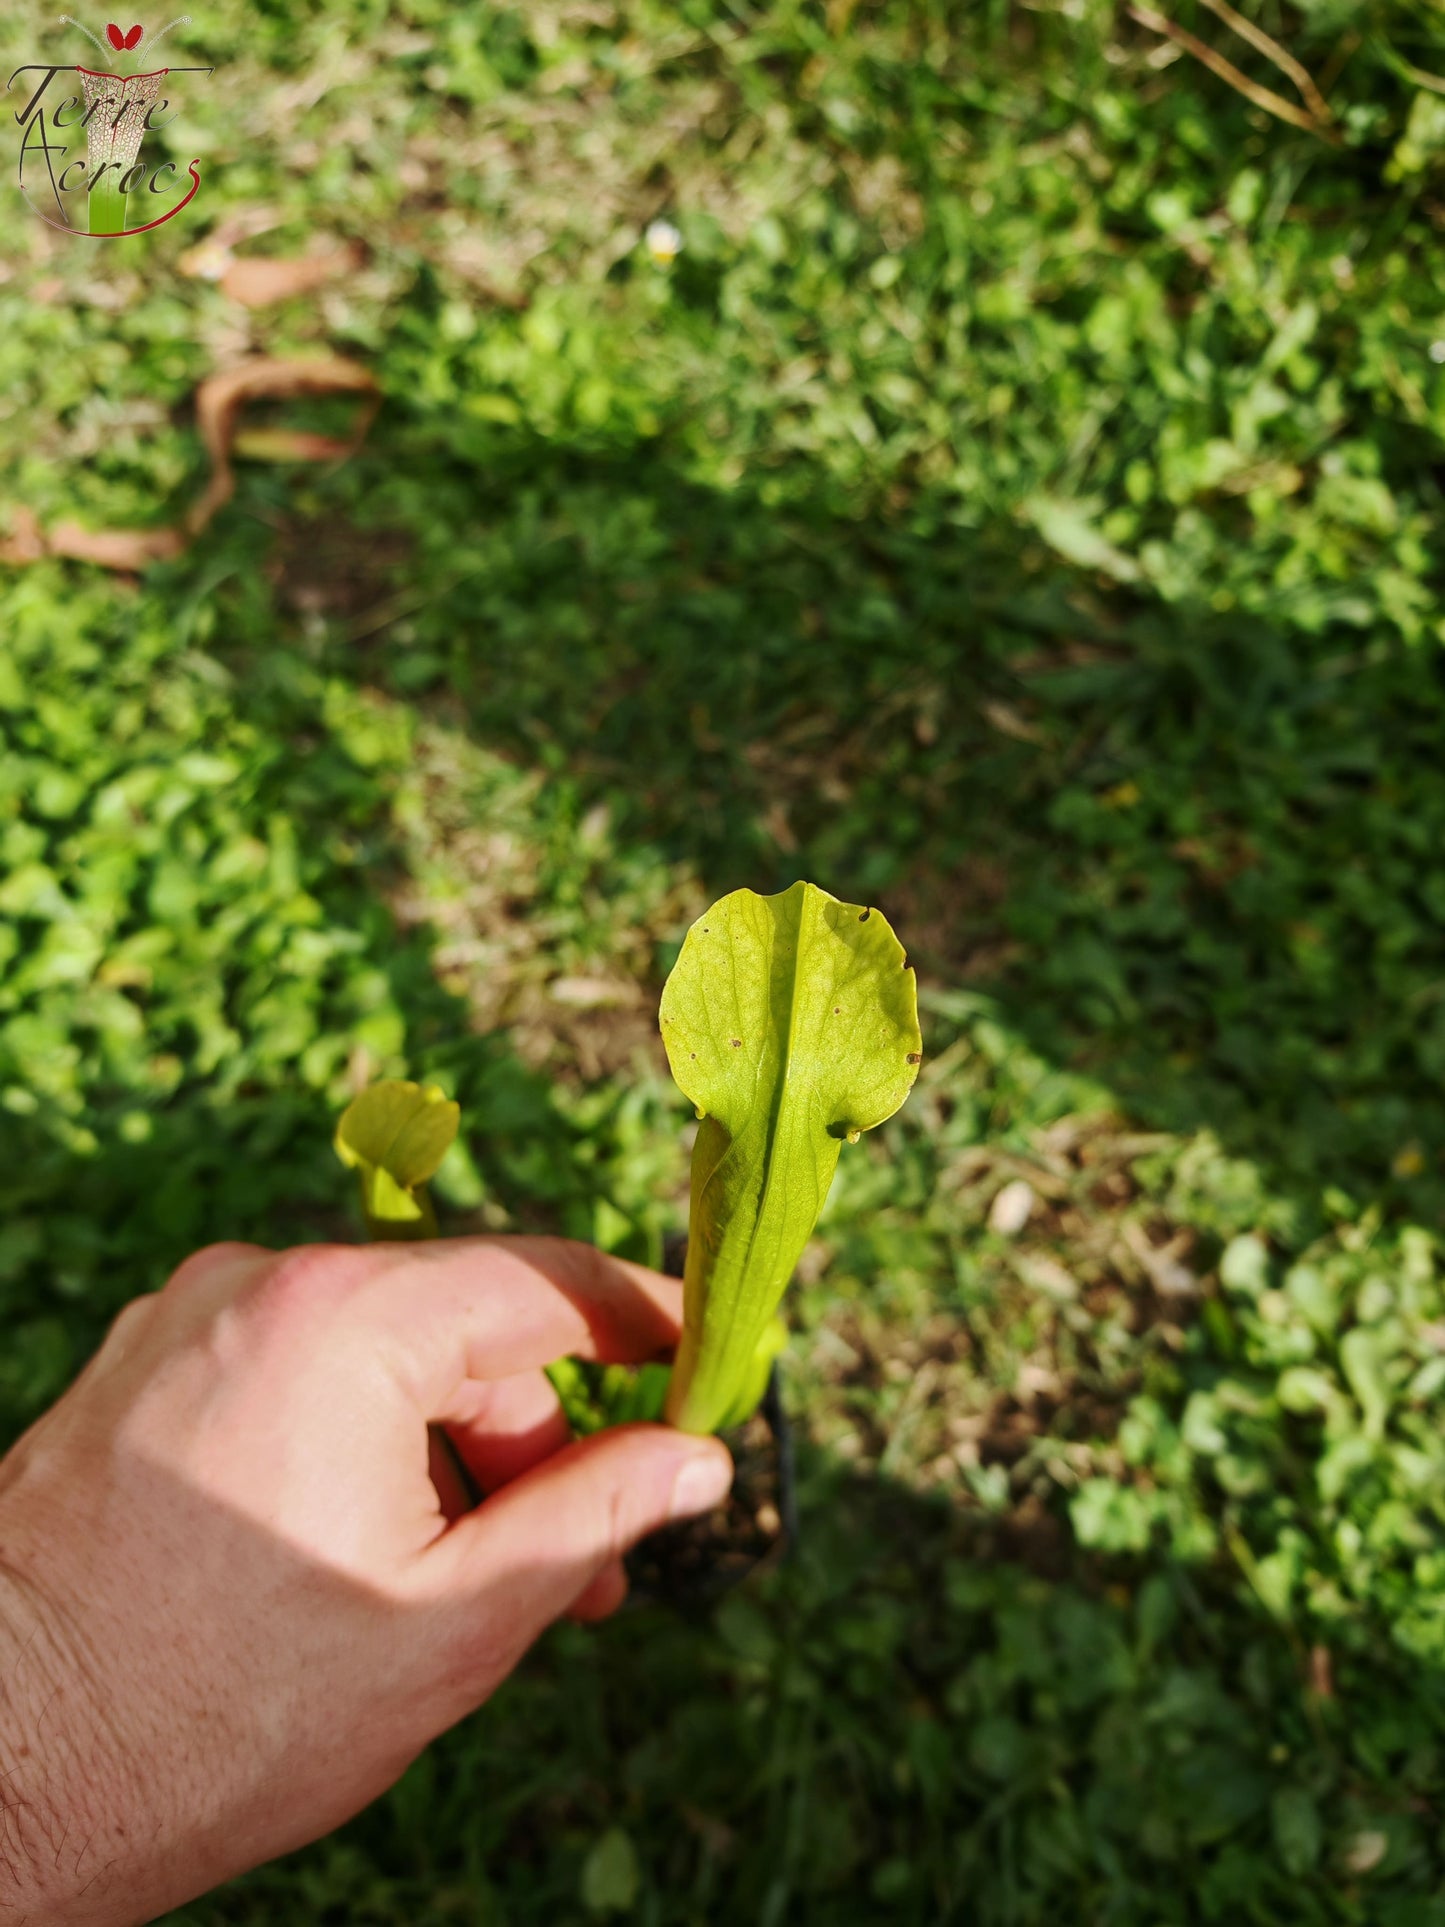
[[179, 238, 232, 283], [1430, 340, 1445, 365], [645, 218, 683, 266]]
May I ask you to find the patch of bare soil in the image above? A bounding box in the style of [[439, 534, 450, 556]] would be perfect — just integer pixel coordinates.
[[799, 1111, 1202, 1568], [268, 515, 413, 623], [626, 1400, 790, 1609]]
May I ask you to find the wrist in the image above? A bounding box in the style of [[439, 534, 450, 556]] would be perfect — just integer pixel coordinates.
[[0, 1545, 123, 1922]]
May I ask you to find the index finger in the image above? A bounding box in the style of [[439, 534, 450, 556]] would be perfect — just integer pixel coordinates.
[[356, 1236, 685, 1410]]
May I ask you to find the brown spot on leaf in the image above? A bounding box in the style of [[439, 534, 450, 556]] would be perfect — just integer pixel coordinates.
[[906, 1052, 922, 1065]]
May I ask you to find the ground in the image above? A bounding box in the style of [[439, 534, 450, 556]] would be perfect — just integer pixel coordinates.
[[4, 0, 1445, 1919]]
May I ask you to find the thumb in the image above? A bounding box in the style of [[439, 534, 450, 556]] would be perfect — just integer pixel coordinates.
[[424, 1423, 733, 1676]]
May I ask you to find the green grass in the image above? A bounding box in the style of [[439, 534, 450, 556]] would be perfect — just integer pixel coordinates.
[[8, 0, 1445, 1917]]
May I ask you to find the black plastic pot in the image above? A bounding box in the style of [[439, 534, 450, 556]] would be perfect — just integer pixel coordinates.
[[624, 1241, 798, 1609]]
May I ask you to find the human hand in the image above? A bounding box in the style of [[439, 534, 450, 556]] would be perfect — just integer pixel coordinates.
[[0, 1238, 733, 1924]]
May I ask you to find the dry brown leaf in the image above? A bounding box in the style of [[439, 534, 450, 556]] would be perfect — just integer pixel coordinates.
[[47, 521, 187, 568], [0, 354, 380, 574], [0, 507, 47, 565], [219, 241, 365, 309], [1128, 1, 1338, 139], [188, 354, 380, 534]]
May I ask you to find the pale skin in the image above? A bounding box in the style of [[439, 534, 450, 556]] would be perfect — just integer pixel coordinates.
[[0, 1238, 734, 1924]]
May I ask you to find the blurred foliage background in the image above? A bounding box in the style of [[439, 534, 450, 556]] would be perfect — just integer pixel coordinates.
[[6, 0, 1445, 1918]]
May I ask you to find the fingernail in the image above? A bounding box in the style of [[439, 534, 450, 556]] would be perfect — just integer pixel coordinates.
[[669, 1449, 732, 1521]]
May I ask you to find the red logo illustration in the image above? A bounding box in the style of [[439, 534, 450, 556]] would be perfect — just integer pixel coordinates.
[[8, 15, 212, 237]]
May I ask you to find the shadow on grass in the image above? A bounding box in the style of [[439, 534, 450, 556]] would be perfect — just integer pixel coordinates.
[[166, 1434, 1440, 1927], [0, 973, 639, 1445], [8, 437, 1445, 1920], [245, 417, 1445, 1244]]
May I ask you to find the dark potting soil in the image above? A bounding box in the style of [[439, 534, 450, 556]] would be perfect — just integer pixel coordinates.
[[625, 1364, 796, 1610], [625, 1234, 798, 1608]]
